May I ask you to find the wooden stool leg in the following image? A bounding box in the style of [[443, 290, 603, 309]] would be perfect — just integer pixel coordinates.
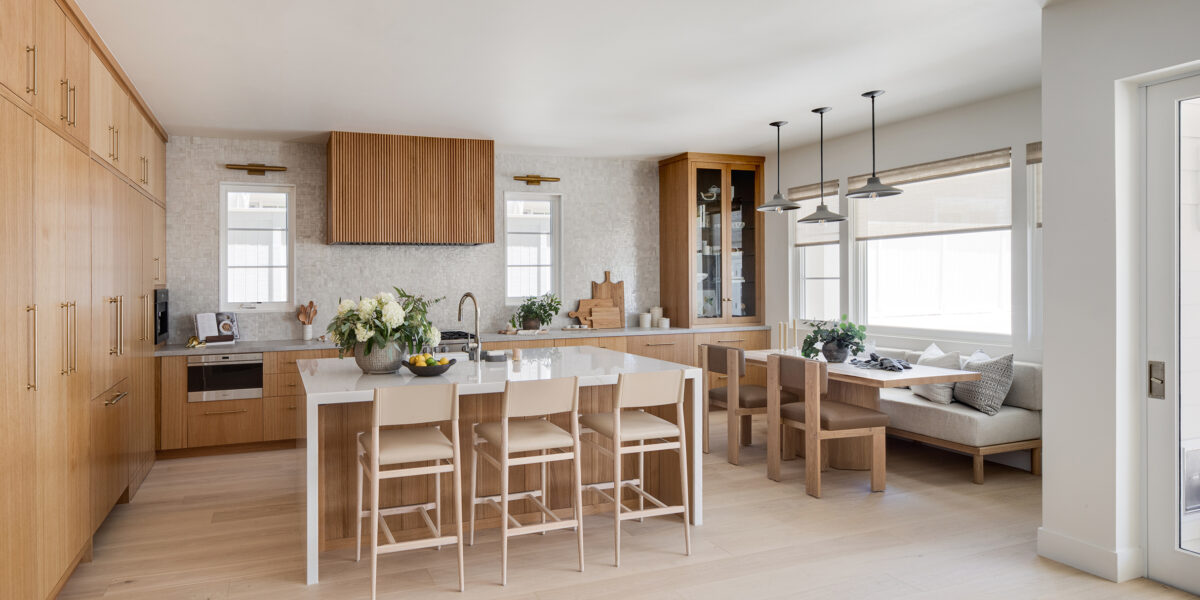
[[871, 429, 886, 492], [637, 440, 645, 522], [574, 437, 585, 573], [1031, 447, 1042, 476], [805, 429, 821, 499], [369, 464, 379, 600], [702, 394, 711, 454], [434, 463, 442, 549], [972, 454, 985, 484], [613, 437, 622, 567], [740, 414, 752, 446], [469, 442, 479, 546], [678, 404, 692, 556], [452, 437, 465, 591], [355, 460, 363, 562], [500, 451, 510, 585], [727, 408, 740, 465], [540, 449, 548, 534]]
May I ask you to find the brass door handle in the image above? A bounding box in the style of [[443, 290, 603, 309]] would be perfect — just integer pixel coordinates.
[[60, 302, 68, 375], [115, 128, 119, 161], [26, 45, 36, 94], [70, 302, 77, 374], [68, 82, 76, 126], [118, 295, 124, 355], [105, 391, 127, 406], [59, 80, 68, 121], [108, 297, 119, 355], [26, 305, 37, 391], [204, 409, 248, 416], [108, 126, 115, 159]]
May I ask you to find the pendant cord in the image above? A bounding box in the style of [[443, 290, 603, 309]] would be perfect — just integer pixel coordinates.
[[776, 125, 781, 195], [819, 112, 825, 207], [870, 95, 877, 178]]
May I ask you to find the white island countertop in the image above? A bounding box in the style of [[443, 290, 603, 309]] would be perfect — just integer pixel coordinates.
[[298, 346, 703, 404]]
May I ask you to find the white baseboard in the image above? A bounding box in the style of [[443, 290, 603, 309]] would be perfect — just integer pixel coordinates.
[[1037, 527, 1146, 582]]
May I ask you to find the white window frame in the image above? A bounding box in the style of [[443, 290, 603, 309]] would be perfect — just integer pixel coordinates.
[[793, 242, 841, 322], [218, 182, 296, 313], [504, 191, 563, 305]]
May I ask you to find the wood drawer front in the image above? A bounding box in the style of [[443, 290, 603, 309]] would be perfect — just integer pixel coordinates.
[[186, 398, 263, 447], [480, 339, 557, 351], [265, 349, 339, 374], [264, 373, 304, 397], [553, 336, 629, 352], [694, 330, 770, 351], [626, 334, 696, 366], [263, 396, 305, 441]]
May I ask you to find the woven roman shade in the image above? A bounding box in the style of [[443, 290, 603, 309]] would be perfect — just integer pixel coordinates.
[[787, 182, 841, 247], [854, 148, 1012, 241]]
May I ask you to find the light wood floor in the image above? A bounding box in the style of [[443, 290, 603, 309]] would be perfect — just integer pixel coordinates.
[[60, 413, 1194, 599]]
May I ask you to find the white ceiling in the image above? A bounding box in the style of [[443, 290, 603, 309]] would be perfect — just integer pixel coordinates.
[[76, 0, 1042, 159]]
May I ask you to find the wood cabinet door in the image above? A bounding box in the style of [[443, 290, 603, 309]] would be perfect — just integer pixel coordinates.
[[626, 334, 696, 366], [89, 382, 128, 532], [151, 199, 165, 285], [0, 0, 34, 104], [88, 159, 118, 398], [158, 356, 186, 450], [111, 78, 128, 173], [263, 395, 304, 441], [87, 51, 111, 160], [187, 398, 264, 447], [0, 95, 38, 600], [151, 133, 165, 201], [121, 103, 143, 182], [32, 0, 64, 124], [62, 18, 88, 145], [33, 122, 90, 597]]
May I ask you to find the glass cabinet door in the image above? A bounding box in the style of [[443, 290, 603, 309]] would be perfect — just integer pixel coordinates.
[[695, 166, 724, 321], [729, 166, 759, 319]]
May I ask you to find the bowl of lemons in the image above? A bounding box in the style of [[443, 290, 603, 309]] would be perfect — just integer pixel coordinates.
[[402, 352, 455, 377]]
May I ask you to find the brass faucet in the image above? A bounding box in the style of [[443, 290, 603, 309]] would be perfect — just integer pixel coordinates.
[[457, 292, 480, 361]]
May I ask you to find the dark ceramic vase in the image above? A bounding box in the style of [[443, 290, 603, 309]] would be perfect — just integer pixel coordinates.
[[522, 318, 542, 331], [821, 343, 850, 363]]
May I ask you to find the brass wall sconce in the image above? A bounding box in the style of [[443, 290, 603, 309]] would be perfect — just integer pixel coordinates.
[[225, 163, 287, 176], [513, 174, 560, 186]]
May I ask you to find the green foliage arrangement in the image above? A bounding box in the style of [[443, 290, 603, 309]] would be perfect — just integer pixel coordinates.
[[326, 287, 444, 356], [801, 314, 867, 359], [515, 293, 562, 329]]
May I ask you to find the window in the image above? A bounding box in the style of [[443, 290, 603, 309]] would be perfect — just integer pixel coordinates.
[[219, 183, 295, 312], [853, 149, 1012, 335], [789, 181, 841, 321], [505, 192, 561, 303]]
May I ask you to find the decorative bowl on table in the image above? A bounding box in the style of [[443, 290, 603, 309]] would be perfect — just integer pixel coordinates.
[[402, 358, 456, 377]]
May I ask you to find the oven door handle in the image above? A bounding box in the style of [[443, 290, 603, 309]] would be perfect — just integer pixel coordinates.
[[187, 359, 264, 367]]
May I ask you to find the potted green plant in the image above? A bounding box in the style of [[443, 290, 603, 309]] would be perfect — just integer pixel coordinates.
[[801, 315, 867, 363], [326, 287, 443, 374], [515, 293, 561, 330]]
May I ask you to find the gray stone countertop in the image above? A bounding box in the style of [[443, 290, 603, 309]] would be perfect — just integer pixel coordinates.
[[155, 324, 770, 357]]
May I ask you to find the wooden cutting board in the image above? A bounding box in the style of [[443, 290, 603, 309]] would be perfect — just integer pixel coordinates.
[[568, 298, 615, 326], [587, 306, 622, 329], [591, 271, 626, 327]]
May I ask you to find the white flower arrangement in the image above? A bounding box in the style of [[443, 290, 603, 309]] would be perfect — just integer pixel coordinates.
[[326, 287, 443, 357]]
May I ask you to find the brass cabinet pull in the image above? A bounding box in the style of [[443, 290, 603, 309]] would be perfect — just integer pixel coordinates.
[[59, 80, 68, 121], [645, 342, 676, 347], [68, 82, 76, 126], [26, 305, 37, 391], [138, 294, 147, 341], [26, 46, 36, 94], [286, 406, 297, 411], [717, 339, 743, 343], [105, 391, 127, 406], [107, 297, 119, 355], [203, 409, 248, 416], [118, 295, 124, 355], [115, 128, 119, 161], [108, 126, 115, 159], [70, 302, 78, 373], [59, 302, 68, 375]]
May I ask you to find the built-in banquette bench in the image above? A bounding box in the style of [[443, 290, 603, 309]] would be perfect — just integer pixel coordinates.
[[876, 347, 1042, 484]]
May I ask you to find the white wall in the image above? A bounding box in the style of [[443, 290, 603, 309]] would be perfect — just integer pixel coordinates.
[[165, 136, 659, 343], [1039, 0, 1200, 583], [763, 87, 1043, 361]]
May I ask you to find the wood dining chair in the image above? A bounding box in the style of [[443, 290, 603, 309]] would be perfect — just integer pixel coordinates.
[[766, 354, 889, 498], [356, 382, 464, 598], [701, 344, 797, 465], [579, 369, 691, 566], [469, 376, 584, 586]]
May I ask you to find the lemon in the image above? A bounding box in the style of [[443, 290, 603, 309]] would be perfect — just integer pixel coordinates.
[[438, 358, 450, 365], [424, 353, 434, 360]]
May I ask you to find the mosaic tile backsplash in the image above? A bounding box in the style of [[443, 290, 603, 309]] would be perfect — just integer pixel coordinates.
[[165, 136, 660, 343]]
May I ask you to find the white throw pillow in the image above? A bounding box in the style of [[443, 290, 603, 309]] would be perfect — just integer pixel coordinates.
[[960, 349, 990, 368], [920, 343, 944, 361], [911, 351, 961, 404]]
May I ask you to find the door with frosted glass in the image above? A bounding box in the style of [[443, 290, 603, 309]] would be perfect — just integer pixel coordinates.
[[1147, 73, 1200, 594]]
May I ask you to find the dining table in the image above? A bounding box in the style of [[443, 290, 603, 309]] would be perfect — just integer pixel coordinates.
[[742, 349, 981, 480]]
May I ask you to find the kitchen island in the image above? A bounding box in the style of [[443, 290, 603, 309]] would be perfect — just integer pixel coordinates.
[[297, 346, 703, 585]]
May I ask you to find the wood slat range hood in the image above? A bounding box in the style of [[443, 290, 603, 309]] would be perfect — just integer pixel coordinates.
[[326, 131, 495, 244]]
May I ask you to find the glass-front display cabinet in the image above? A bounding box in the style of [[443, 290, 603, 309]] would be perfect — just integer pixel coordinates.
[[658, 153, 764, 328]]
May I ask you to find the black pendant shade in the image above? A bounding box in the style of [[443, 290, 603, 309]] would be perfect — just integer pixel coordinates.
[[799, 107, 846, 224], [846, 90, 902, 199], [758, 121, 802, 213]]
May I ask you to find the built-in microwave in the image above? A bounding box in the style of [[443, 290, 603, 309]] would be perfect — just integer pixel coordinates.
[[154, 288, 169, 345], [186, 353, 263, 402]]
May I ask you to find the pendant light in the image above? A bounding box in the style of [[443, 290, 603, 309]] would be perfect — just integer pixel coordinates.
[[846, 90, 902, 199], [758, 121, 802, 213], [798, 107, 846, 224]]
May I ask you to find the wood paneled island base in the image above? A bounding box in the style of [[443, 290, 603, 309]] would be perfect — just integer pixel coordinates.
[[300, 347, 703, 584]]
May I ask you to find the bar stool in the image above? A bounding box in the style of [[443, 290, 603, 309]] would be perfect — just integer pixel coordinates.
[[579, 369, 691, 566], [355, 383, 464, 598], [469, 376, 584, 585], [701, 344, 797, 465], [767, 354, 889, 498]]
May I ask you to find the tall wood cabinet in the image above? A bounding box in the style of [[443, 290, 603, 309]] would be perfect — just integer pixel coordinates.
[[659, 153, 765, 329], [0, 2, 167, 595]]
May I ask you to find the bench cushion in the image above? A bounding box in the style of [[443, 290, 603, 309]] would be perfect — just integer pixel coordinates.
[[878, 388, 1041, 447]]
